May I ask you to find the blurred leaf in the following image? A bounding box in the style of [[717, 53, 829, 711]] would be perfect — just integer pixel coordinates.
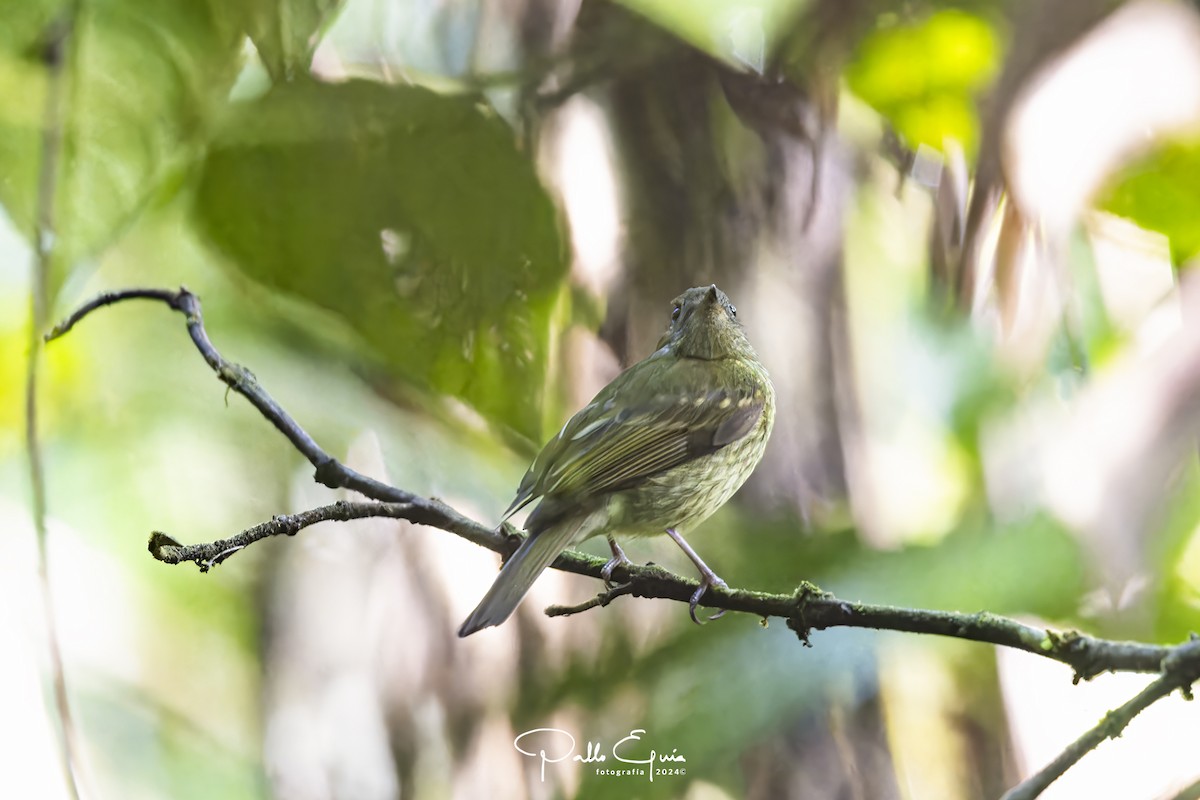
[[0, 305, 89, 457], [928, 320, 1016, 455], [246, 0, 345, 80], [194, 78, 568, 440], [1152, 463, 1200, 644], [1099, 142, 1200, 264], [1061, 228, 1115, 368], [612, 0, 808, 67], [846, 9, 999, 153], [0, 0, 247, 298], [706, 508, 1084, 621], [826, 514, 1084, 618]]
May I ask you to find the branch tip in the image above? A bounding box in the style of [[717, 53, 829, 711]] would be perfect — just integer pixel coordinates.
[[545, 582, 634, 618], [148, 531, 181, 560]]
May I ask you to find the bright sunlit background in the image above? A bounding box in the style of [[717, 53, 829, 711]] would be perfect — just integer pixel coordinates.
[[2, 0, 1200, 798]]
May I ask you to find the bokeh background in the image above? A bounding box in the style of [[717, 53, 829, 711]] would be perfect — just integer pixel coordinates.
[[3, 0, 1200, 798]]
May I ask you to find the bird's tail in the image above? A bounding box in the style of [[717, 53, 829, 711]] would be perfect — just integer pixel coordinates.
[[458, 515, 593, 637]]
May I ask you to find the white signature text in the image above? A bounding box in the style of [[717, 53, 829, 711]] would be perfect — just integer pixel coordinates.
[[513, 727, 687, 783]]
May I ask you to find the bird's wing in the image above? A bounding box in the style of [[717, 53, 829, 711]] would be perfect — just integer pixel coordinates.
[[503, 357, 765, 520]]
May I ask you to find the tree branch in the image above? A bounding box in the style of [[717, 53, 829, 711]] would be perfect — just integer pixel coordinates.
[[46, 286, 1194, 688], [47, 287, 1200, 800], [545, 582, 636, 617], [1001, 637, 1200, 800], [146, 500, 420, 571], [46, 286, 497, 546]]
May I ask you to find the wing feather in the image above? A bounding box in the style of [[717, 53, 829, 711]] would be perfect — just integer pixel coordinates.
[[503, 357, 766, 527]]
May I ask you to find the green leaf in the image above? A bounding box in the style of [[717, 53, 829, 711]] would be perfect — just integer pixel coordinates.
[[194, 78, 568, 440], [245, 0, 346, 80], [1099, 142, 1200, 264], [0, 0, 247, 298], [846, 9, 999, 154]]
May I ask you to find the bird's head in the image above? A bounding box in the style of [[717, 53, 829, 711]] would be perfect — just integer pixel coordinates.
[[657, 284, 755, 361]]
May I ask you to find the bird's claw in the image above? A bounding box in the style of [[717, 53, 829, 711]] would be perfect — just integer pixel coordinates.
[[601, 537, 633, 589], [601, 553, 634, 589], [688, 575, 728, 625]]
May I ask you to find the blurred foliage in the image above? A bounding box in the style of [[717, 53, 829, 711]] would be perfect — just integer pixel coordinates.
[[245, 0, 346, 80], [1100, 141, 1200, 264], [0, 301, 89, 456], [0, 0, 247, 295], [1149, 464, 1200, 644], [0, 0, 567, 441], [845, 9, 1000, 155], [83, 684, 264, 800], [196, 78, 567, 441]]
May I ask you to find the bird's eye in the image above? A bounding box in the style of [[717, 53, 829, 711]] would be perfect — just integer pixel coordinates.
[[729, 305, 737, 318], [671, 305, 681, 322]]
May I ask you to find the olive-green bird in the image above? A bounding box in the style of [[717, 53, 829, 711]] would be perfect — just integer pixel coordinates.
[[458, 285, 774, 637]]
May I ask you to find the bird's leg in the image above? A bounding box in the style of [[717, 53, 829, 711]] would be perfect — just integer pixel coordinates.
[[664, 528, 727, 624], [600, 535, 633, 588]]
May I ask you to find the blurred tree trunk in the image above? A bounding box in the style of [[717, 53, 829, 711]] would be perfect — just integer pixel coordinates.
[[559, 1, 852, 518]]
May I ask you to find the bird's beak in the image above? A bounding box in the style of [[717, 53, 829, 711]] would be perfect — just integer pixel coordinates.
[[706, 284, 720, 304]]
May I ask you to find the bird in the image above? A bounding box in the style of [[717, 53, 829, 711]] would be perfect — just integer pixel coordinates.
[[457, 284, 775, 636]]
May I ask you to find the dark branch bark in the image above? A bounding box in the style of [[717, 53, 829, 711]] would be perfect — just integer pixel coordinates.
[[148, 501, 418, 570], [137, 485, 1182, 680]]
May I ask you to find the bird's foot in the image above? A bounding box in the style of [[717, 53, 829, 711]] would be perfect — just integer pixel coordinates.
[[688, 572, 728, 625], [663, 528, 728, 624], [601, 536, 633, 589]]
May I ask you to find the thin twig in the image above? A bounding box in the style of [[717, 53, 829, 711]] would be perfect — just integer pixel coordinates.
[[27, 11, 84, 800], [545, 583, 636, 617], [47, 286, 477, 532], [147, 500, 418, 571], [1001, 639, 1200, 800]]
